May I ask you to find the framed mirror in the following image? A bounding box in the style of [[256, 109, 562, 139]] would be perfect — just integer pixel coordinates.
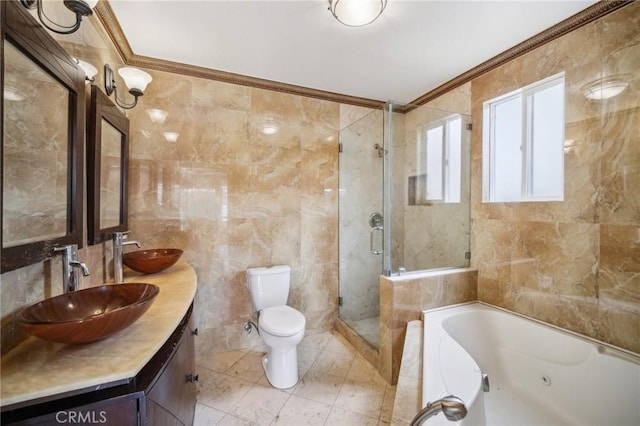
[[87, 85, 129, 245], [1, 0, 84, 272]]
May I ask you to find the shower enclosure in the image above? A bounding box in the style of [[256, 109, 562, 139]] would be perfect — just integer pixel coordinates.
[[338, 109, 385, 346], [338, 102, 472, 349]]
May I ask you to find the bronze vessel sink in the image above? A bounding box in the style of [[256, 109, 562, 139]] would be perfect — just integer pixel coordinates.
[[123, 248, 183, 274], [16, 283, 159, 344]]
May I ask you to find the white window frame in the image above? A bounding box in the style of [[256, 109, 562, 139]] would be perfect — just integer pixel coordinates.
[[482, 72, 565, 203], [419, 114, 462, 204]]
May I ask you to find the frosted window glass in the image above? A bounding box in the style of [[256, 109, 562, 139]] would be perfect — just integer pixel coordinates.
[[426, 126, 444, 200], [493, 97, 522, 202], [528, 83, 564, 198], [483, 72, 564, 203]]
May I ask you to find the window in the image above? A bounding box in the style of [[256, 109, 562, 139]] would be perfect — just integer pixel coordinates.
[[482, 72, 565, 202], [418, 115, 462, 203]]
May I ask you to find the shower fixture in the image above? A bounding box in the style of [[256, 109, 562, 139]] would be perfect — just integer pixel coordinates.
[[410, 395, 467, 425], [369, 212, 383, 256], [373, 143, 387, 157]]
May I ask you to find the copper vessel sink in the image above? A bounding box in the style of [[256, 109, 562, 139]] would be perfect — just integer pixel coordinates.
[[16, 283, 160, 344], [123, 248, 183, 274]]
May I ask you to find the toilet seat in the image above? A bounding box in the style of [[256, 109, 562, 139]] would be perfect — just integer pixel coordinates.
[[260, 306, 305, 337]]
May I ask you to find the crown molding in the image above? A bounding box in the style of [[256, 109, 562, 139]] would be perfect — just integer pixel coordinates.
[[404, 0, 632, 112], [94, 0, 134, 62], [93, 1, 385, 109], [95, 0, 631, 112], [124, 54, 386, 109]]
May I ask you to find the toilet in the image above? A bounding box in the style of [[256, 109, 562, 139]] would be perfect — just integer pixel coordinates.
[[246, 265, 306, 389]]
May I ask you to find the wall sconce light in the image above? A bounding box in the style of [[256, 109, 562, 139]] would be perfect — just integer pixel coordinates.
[[328, 0, 387, 27], [581, 74, 630, 100], [74, 58, 97, 84], [20, 0, 97, 35], [104, 64, 152, 110]]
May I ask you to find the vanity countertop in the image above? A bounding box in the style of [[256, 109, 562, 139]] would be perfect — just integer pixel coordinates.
[[0, 261, 197, 409]]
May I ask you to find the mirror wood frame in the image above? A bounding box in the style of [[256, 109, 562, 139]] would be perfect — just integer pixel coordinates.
[[87, 85, 129, 245], [1, 0, 85, 273]]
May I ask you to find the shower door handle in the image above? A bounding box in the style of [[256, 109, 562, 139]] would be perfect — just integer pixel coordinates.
[[370, 226, 383, 255]]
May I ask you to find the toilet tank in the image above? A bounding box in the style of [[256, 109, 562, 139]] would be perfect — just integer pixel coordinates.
[[246, 265, 291, 311]]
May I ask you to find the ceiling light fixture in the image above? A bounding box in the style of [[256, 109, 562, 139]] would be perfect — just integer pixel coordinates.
[[104, 64, 152, 110], [328, 0, 387, 27], [581, 74, 630, 100], [20, 0, 97, 35]]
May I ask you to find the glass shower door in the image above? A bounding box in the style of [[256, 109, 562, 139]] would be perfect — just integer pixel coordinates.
[[338, 109, 384, 349]]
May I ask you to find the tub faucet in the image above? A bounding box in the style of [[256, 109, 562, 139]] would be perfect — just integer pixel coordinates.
[[54, 244, 90, 293], [410, 395, 467, 426], [112, 231, 141, 283]]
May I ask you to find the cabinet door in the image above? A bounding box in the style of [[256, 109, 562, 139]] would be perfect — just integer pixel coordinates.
[[146, 318, 197, 426], [147, 338, 185, 422], [179, 319, 197, 426], [7, 395, 139, 426], [145, 399, 181, 426]]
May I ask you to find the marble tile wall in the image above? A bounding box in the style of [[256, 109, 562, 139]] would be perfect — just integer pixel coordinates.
[[471, 2, 639, 354], [1, 7, 342, 358], [379, 269, 478, 384], [2, 1, 637, 367], [390, 320, 422, 425], [124, 73, 341, 355]]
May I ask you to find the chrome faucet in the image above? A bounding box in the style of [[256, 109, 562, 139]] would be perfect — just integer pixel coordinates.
[[54, 244, 90, 293], [410, 395, 467, 426], [112, 231, 141, 283]]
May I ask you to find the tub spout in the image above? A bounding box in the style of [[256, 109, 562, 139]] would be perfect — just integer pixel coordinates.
[[410, 395, 467, 425]]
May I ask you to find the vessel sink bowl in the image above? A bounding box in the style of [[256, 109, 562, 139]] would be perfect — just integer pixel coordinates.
[[123, 248, 183, 274], [16, 283, 160, 344]]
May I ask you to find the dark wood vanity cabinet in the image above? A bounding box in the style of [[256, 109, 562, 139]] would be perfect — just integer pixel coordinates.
[[145, 311, 197, 426], [1, 305, 197, 426]]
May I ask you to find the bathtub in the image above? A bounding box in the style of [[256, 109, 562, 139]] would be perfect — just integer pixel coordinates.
[[421, 302, 640, 426]]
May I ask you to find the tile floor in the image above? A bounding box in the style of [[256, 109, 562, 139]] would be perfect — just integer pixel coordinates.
[[195, 331, 396, 425]]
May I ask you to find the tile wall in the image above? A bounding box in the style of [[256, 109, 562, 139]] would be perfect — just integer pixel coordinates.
[[379, 268, 478, 383], [124, 72, 341, 355], [471, 2, 639, 353], [1, 5, 341, 357], [1, 1, 637, 368]]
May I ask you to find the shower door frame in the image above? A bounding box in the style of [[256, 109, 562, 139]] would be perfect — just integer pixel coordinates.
[[337, 108, 386, 349]]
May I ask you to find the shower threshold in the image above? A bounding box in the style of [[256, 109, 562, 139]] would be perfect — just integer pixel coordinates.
[[343, 316, 379, 349]]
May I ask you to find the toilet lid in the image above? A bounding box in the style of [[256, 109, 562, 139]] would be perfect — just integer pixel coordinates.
[[260, 306, 305, 337]]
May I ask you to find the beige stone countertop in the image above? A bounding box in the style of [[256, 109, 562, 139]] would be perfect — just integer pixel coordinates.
[[0, 261, 197, 408]]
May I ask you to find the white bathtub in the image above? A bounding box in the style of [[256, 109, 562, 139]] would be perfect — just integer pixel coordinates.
[[422, 302, 640, 426]]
